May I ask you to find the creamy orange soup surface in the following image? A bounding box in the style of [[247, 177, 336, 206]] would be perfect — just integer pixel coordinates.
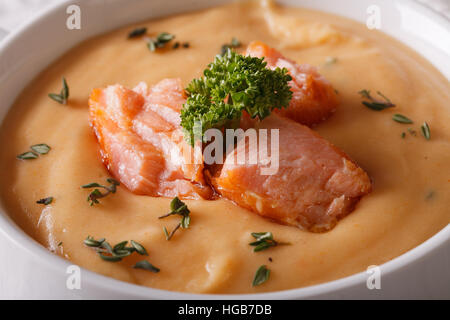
[[0, 0, 449, 294]]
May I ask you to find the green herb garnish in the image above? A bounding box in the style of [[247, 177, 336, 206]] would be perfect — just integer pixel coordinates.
[[84, 236, 105, 247], [83, 236, 156, 267], [401, 132, 406, 139], [421, 122, 431, 140], [48, 77, 69, 104], [131, 240, 148, 256], [128, 27, 147, 38], [252, 265, 270, 286], [324, 56, 337, 65], [133, 260, 160, 273], [81, 178, 120, 206], [181, 50, 292, 145], [162, 226, 169, 239], [392, 114, 413, 124], [220, 37, 241, 56], [36, 197, 53, 205], [249, 232, 289, 252], [425, 190, 435, 200], [30, 143, 51, 155], [17, 143, 51, 160], [359, 89, 395, 111], [16, 151, 38, 160], [147, 32, 175, 51], [159, 197, 191, 240], [98, 254, 122, 262]]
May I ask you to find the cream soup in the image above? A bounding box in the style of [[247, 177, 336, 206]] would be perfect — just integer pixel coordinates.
[[0, 0, 449, 294]]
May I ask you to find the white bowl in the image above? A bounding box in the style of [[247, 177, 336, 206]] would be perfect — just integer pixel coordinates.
[[0, 0, 449, 299]]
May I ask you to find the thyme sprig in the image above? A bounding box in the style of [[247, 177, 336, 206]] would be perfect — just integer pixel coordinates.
[[48, 77, 69, 104], [83, 236, 158, 271], [358, 89, 395, 111], [249, 232, 289, 252], [159, 197, 191, 240], [81, 178, 120, 206]]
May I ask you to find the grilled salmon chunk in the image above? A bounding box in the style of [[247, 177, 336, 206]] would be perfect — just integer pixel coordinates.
[[246, 41, 338, 126], [210, 114, 371, 232], [89, 79, 212, 199]]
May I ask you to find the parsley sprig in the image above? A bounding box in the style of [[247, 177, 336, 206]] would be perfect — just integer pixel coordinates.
[[181, 50, 292, 145], [159, 197, 191, 240]]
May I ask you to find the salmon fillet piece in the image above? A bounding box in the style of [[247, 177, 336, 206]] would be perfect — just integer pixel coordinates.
[[246, 41, 338, 126], [89, 79, 212, 199], [210, 114, 371, 232]]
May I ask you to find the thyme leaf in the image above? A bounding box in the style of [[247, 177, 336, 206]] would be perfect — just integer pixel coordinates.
[[99, 253, 122, 262], [392, 114, 413, 124], [421, 122, 431, 140], [48, 77, 69, 104], [128, 27, 147, 38], [147, 32, 175, 52], [36, 197, 53, 205], [84, 236, 105, 247], [30, 143, 51, 155], [133, 260, 160, 273], [252, 265, 270, 286], [425, 190, 435, 200], [16, 151, 38, 160], [131, 240, 148, 256], [324, 56, 337, 65]]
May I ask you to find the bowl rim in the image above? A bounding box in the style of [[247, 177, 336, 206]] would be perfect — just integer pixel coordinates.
[[0, 0, 449, 299]]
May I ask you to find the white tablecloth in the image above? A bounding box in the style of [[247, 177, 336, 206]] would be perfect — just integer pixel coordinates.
[[0, 0, 449, 37]]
